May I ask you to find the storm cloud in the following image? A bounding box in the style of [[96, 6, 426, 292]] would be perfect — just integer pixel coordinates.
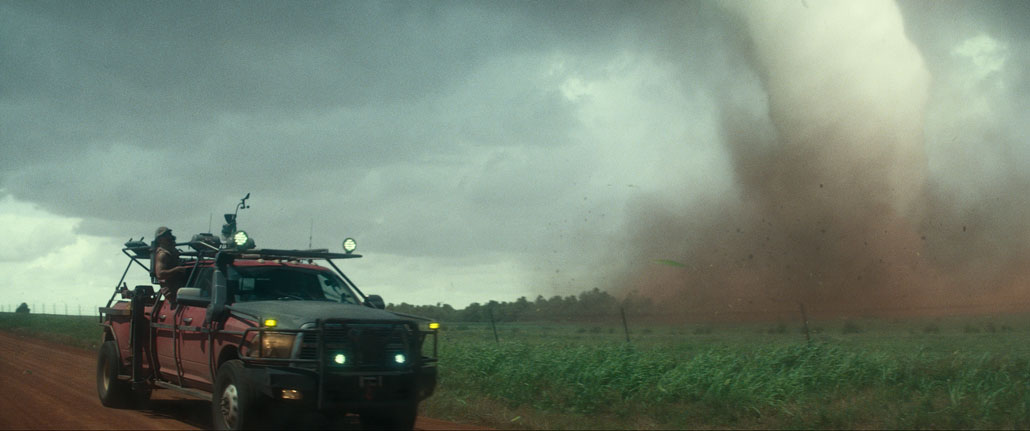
[[1, 1, 1027, 312]]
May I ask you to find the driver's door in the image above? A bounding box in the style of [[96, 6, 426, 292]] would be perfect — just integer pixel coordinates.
[[177, 304, 211, 388], [153, 296, 179, 381], [178, 267, 214, 388]]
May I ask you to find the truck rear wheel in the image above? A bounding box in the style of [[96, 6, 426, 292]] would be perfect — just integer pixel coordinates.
[[359, 401, 418, 430], [97, 340, 150, 408], [212, 359, 264, 430]]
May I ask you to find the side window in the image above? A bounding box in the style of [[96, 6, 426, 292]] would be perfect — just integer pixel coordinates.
[[318, 273, 356, 304], [187, 267, 214, 298], [236, 278, 256, 302]]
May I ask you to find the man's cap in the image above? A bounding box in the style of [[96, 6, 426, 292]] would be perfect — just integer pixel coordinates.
[[155, 226, 173, 239]]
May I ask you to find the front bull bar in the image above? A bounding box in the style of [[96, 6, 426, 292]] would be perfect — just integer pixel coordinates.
[[235, 319, 438, 410]]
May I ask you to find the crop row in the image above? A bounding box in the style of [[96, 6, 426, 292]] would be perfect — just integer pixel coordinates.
[[435, 339, 1030, 428]]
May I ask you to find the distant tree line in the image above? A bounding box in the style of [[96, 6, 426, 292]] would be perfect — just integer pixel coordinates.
[[387, 288, 654, 323]]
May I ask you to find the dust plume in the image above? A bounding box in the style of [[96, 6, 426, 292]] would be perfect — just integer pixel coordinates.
[[617, 0, 1030, 319]]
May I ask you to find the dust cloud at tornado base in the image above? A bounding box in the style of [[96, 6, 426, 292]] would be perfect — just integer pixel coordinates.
[[611, 0, 1030, 320]]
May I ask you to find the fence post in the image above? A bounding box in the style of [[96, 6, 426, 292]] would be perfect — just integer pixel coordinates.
[[621, 306, 630, 343], [488, 307, 499, 343], [799, 302, 811, 344]]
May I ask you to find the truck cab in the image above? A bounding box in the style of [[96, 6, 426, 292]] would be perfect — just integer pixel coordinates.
[[97, 233, 438, 430]]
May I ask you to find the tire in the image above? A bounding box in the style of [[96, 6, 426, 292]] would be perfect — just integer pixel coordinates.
[[212, 360, 264, 430], [359, 401, 418, 430], [97, 340, 151, 408]]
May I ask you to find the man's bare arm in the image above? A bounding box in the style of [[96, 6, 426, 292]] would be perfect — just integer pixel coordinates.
[[154, 250, 186, 281]]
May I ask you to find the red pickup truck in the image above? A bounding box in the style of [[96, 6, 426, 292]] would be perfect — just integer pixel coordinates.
[[97, 233, 438, 430]]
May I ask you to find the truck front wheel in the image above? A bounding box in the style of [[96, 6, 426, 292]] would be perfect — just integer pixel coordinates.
[[212, 359, 264, 430]]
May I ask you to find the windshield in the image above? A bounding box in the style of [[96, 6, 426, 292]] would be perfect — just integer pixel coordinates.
[[228, 265, 360, 304]]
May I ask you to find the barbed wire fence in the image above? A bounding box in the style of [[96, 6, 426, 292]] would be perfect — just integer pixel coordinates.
[[1, 303, 104, 317], [422, 300, 1030, 346], [2, 300, 1028, 339]]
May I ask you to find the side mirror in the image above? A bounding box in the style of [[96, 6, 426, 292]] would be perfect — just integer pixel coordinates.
[[205, 265, 229, 326], [177, 287, 210, 307], [365, 294, 385, 310]]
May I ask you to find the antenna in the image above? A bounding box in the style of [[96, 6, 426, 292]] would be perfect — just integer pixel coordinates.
[[208, 213, 213, 233], [237, 193, 251, 214], [221, 193, 251, 240], [233, 193, 251, 220], [308, 219, 313, 249]]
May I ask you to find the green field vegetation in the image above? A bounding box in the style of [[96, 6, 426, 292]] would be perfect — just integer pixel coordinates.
[[3, 311, 1029, 429], [423, 316, 1030, 429], [0, 312, 102, 350]]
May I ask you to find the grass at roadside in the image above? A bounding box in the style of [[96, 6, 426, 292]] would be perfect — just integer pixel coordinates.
[[0, 312, 102, 351]]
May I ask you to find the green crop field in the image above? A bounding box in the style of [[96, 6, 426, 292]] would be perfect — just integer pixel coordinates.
[[0, 312, 103, 351], [424, 316, 1030, 430], [3, 311, 1029, 429]]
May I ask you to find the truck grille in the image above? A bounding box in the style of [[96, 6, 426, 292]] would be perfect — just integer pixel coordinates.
[[299, 323, 411, 368]]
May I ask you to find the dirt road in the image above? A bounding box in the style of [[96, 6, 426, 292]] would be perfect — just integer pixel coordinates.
[[0, 331, 481, 430]]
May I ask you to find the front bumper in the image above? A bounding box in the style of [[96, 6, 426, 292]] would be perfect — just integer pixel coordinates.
[[241, 362, 437, 410]]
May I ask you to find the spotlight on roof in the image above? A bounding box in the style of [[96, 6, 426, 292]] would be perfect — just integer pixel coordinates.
[[342, 238, 357, 254]]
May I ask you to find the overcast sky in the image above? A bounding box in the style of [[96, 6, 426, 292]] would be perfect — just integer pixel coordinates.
[[1, 1, 1027, 314]]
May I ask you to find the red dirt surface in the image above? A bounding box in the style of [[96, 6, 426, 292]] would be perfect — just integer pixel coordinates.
[[0, 331, 484, 430]]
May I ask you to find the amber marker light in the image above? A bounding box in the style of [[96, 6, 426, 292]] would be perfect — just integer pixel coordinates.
[[429, 322, 440, 330], [264, 319, 278, 327]]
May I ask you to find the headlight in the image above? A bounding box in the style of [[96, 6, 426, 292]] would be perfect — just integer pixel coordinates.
[[260, 332, 296, 358]]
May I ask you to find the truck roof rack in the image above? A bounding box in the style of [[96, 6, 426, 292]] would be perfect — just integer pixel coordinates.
[[111, 242, 364, 312], [124, 242, 362, 260], [221, 248, 362, 260]]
